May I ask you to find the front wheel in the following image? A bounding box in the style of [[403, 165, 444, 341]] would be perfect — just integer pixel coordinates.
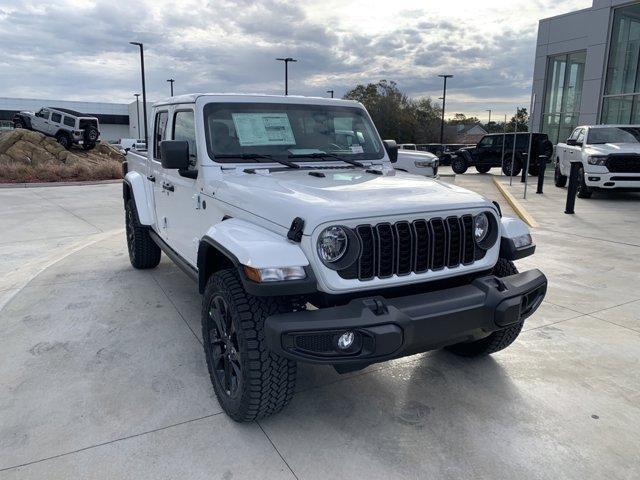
[[445, 259, 524, 357], [202, 269, 297, 422], [451, 156, 468, 174], [13, 120, 26, 129], [125, 199, 161, 269], [554, 163, 567, 187], [475, 165, 491, 174], [576, 166, 593, 198]]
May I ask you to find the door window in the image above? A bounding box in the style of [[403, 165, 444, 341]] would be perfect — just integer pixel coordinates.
[[173, 110, 197, 169], [63, 116, 75, 127], [51, 112, 62, 123], [153, 111, 169, 160], [576, 129, 585, 144], [36, 108, 50, 119]]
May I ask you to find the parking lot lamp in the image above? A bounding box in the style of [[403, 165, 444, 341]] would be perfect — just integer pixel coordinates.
[[129, 42, 148, 146], [133, 93, 141, 139], [167, 78, 175, 96], [276, 58, 297, 95], [486, 109, 492, 127], [438, 74, 453, 144]]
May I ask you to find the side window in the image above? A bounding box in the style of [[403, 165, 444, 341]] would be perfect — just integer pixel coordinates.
[[478, 136, 492, 147], [63, 116, 75, 127], [36, 108, 50, 119], [576, 129, 585, 144], [173, 110, 197, 169], [51, 112, 62, 123], [568, 128, 581, 141], [153, 111, 169, 160]]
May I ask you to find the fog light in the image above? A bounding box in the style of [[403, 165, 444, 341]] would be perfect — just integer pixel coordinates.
[[337, 331, 355, 350]]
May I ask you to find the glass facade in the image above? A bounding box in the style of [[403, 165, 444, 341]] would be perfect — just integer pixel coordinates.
[[602, 4, 640, 124], [541, 51, 586, 144]]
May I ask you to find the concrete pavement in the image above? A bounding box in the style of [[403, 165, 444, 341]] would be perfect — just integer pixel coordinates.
[[1, 179, 639, 479]]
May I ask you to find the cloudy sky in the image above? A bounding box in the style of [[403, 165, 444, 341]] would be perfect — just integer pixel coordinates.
[[0, 0, 590, 119]]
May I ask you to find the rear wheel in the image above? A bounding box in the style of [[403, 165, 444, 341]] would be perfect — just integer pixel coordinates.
[[13, 119, 26, 129], [125, 199, 161, 269], [576, 166, 593, 198], [82, 142, 96, 151], [202, 269, 297, 422], [55, 132, 71, 150], [445, 259, 524, 357], [84, 126, 99, 144], [502, 154, 522, 176], [475, 165, 491, 174], [451, 156, 468, 174], [554, 163, 567, 187]]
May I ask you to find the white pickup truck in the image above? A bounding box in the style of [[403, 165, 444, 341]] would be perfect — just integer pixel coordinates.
[[122, 93, 547, 421], [555, 125, 640, 198]]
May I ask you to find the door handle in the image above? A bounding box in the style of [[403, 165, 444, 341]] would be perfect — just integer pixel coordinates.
[[162, 182, 174, 192], [147, 175, 156, 182]]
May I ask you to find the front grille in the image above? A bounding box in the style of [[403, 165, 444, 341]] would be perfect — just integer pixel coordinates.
[[338, 215, 483, 281], [606, 155, 640, 173]]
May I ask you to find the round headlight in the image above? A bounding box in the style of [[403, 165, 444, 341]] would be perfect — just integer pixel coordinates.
[[474, 213, 489, 243], [317, 226, 348, 263]]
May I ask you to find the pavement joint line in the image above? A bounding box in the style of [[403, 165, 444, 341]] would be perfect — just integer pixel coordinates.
[[0, 412, 223, 473], [585, 314, 640, 335], [32, 190, 104, 234], [151, 274, 203, 346], [541, 227, 640, 249], [0, 179, 122, 189], [521, 314, 587, 333], [0, 229, 123, 313], [492, 177, 538, 228], [256, 421, 300, 480]]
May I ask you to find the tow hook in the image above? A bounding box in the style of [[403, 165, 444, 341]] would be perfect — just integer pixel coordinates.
[[363, 298, 388, 315]]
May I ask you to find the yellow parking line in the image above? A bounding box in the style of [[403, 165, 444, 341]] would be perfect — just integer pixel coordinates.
[[492, 178, 539, 228]]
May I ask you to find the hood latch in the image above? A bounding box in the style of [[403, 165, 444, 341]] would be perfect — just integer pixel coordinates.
[[287, 217, 305, 242]]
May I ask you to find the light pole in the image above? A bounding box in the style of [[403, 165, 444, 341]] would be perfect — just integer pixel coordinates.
[[326, 90, 334, 98], [167, 78, 175, 96], [438, 74, 453, 144], [134, 93, 141, 139], [276, 57, 297, 95], [486, 109, 492, 128], [129, 42, 148, 146]]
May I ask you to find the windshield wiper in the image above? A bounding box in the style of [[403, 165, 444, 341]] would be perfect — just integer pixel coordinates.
[[215, 153, 300, 169], [288, 152, 365, 168]]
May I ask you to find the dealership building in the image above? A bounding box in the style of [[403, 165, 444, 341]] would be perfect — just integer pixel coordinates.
[[532, 0, 640, 143], [0, 97, 152, 142]]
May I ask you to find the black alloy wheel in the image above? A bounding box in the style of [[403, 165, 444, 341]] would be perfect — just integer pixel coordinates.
[[204, 295, 242, 398]]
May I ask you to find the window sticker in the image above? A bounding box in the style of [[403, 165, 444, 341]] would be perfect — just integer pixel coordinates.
[[350, 145, 364, 154], [231, 113, 296, 146]]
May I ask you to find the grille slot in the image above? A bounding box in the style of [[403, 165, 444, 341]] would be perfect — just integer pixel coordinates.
[[338, 214, 479, 281], [606, 156, 640, 173]]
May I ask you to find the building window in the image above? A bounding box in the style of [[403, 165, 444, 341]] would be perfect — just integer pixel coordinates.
[[541, 51, 586, 144], [602, 4, 640, 124]]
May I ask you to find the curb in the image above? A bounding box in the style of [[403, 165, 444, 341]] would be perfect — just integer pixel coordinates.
[[492, 177, 539, 228], [0, 179, 122, 189]]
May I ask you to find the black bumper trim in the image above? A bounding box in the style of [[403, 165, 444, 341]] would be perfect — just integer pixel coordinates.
[[265, 269, 547, 364]]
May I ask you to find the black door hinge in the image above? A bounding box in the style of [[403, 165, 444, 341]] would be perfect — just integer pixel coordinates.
[[287, 217, 305, 242]]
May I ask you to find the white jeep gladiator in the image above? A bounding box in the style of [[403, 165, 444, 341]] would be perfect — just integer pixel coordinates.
[[555, 125, 640, 198], [122, 94, 547, 422]]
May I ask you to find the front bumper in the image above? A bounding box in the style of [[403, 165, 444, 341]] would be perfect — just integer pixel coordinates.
[[584, 171, 640, 190], [265, 269, 547, 365]]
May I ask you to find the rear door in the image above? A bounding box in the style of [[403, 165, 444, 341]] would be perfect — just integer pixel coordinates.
[[50, 112, 63, 135]]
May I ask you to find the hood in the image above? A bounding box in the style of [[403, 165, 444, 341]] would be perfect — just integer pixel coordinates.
[[584, 143, 640, 155], [213, 167, 492, 233]]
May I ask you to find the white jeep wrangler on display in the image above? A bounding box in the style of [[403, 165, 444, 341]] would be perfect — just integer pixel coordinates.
[[555, 125, 640, 197], [122, 94, 547, 422], [13, 107, 100, 150]]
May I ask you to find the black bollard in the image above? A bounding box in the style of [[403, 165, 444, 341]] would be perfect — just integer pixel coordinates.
[[520, 153, 528, 183], [536, 155, 548, 194], [564, 161, 581, 214]]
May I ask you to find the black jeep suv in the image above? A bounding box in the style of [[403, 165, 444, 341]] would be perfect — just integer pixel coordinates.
[[452, 133, 552, 176]]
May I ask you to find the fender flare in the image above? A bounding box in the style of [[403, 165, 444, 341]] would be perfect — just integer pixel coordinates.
[[14, 113, 32, 129], [123, 171, 155, 226], [499, 217, 535, 260], [197, 218, 315, 296]]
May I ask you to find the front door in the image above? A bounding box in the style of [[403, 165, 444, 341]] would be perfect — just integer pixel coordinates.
[[162, 108, 201, 265], [31, 108, 50, 133], [151, 110, 170, 242]]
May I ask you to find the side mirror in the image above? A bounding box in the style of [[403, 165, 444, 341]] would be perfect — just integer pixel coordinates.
[[383, 139, 398, 163], [566, 138, 577, 146], [160, 140, 190, 170]]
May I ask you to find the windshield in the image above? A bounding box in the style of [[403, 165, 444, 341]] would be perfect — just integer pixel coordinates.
[[203, 102, 384, 162], [587, 127, 640, 144]]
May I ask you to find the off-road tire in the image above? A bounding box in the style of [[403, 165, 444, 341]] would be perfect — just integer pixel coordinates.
[[84, 125, 99, 144], [554, 163, 567, 187], [55, 132, 71, 150], [475, 165, 491, 174], [502, 155, 522, 176], [202, 269, 297, 422], [82, 142, 96, 151], [125, 199, 161, 269], [451, 156, 468, 174], [13, 119, 26, 129], [576, 166, 593, 198], [445, 258, 524, 357]]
